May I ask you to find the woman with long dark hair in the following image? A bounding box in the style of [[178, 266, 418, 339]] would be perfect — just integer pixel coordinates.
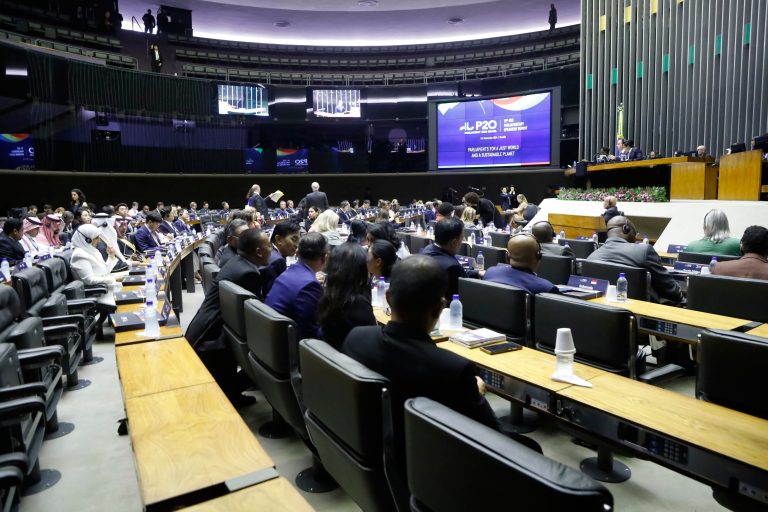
[[70, 189, 86, 214], [317, 242, 376, 349], [346, 219, 368, 245], [367, 239, 397, 281]]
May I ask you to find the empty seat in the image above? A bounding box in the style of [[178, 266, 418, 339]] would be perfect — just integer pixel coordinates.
[[218, 281, 259, 386], [558, 238, 596, 259], [687, 274, 768, 323], [458, 278, 530, 342], [537, 254, 573, 285], [469, 244, 507, 269], [578, 259, 650, 301]]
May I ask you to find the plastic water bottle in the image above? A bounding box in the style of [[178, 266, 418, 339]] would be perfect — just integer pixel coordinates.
[[146, 263, 154, 282], [476, 252, 485, 270], [449, 294, 463, 329], [427, 226, 434, 238], [376, 277, 386, 307], [709, 257, 717, 273], [642, 236, 649, 245], [478, 219, 484, 229], [469, 232, 476, 245], [484, 233, 492, 246], [564, 242, 571, 252], [143, 300, 160, 337], [144, 277, 157, 305], [65, 240, 72, 250], [616, 273, 628, 302], [175, 240, 182, 253], [24, 251, 33, 267], [560, 229, 566, 240], [0, 258, 9, 280], [154, 250, 162, 270], [592, 232, 598, 247]]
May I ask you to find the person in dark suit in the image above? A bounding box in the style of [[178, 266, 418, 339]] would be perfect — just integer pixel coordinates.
[[114, 219, 137, 258], [261, 221, 300, 295], [588, 216, 682, 304], [337, 201, 352, 225], [423, 202, 436, 223], [623, 139, 644, 161], [185, 228, 272, 406], [173, 209, 193, 234], [342, 255, 499, 430], [302, 182, 330, 213], [303, 207, 319, 233], [419, 217, 481, 301], [246, 184, 269, 220], [318, 242, 376, 349], [499, 187, 513, 211], [602, 196, 623, 225], [484, 235, 559, 295], [712, 226, 768, 280], [216, 219, 248, 269], [0, 218, 25, 264], [531, 221, 575, 258], [463, 191, 497, 227], [134, 212, 165, 253], [158, 207, 180, 237], [265, 232, 328, 342]]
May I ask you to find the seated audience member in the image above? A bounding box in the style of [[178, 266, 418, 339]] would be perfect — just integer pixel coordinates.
[[463, 192, 496, 227], [460, 207, 477, 227], [274, 200, 289, 218], [342, 255, 499, 430], [337, 201, 352, 225], [198, 202, 209, 214], [624, 139, 644, 161], [261, 221, 301, 295], [318, 243, 376, 349], [686, 209, 742, 256], [596, 146, 611, 162], [285, 200, 296, 215], [602, 195, 623, 224], [159, 207, 180, 237], [115, 218, 137, 258], [346, 220, 368, 245], [436, 202, 454, 221], [19, 217, 43, 257], [648, 150, 659, 159], [185, 229, 272, 406], [420, 217, 480, 301], [174, 209, 193, 233], [27, 205, 39, 217], [531, 221, 575, 258], [134, 212, 165, 253], [310, 209, 344, 247], [304, 206, 320, 232], [484, 235, 558, 295], [72, 208, 91, 231], [92, 214, 128, 269], [366, 221, 401, 253], [424, 201, 436, 223], [588, 216, 682, 304], [60, 210, 75, 238], [0, 218, 25, 264], [37, 214, 63, 249], [70, 225, 125, 286], [507, 194, 529, 222], [216, 219, 249, 269], [367, 239, 398, 282], [265, 232, 328, 342], [711, 226, 768, 280], [221, 202, 231, 216]]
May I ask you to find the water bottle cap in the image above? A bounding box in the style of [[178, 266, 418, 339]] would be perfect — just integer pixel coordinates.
[[478, 251, 483, 255], [378, 277, 385, 281], [711, 257, 717, 261], [619, 273, 626, 277], [146, 300, 154, 306], [147, 278, 153, 282], [452, 294, 460, 300]]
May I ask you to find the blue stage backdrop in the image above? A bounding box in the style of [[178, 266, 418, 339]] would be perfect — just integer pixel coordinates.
[[0, 134, 35, 170], [276, 147, 309, 173]]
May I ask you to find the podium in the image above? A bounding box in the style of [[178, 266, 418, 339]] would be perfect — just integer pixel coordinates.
[[718, 150, 765, 200], [670, 162, 718, 200]]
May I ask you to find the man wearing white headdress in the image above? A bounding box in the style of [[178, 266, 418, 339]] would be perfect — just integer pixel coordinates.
[[92, 213, 127, 263], [70, 224, 126, 286]]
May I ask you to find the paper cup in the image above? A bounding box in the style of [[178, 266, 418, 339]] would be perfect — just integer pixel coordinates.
[[605, 285, 618, 301], [700, 266, 711, 275], [554, 327, 576, 354]]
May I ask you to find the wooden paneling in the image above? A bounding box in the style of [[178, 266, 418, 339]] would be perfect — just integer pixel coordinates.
[[588, 156, 710, 173], [718, 150, 764, 201], [549, 213, 606, 239], [670, 163, 718, 199]]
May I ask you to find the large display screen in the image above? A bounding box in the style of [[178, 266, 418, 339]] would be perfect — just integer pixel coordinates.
[[0, 133, 35, 170], [311, 89, 361, 118], [218, 84, 268, 116], [436, 92, 551, 169], [276, 148, 309, 173]]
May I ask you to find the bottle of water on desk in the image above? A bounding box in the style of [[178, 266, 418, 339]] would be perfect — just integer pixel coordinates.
[[709, 257, 717, 273], [376, 277, 386, 307], [616, 273, 628, 302], [24, 251, 33, 267], [143, 300, 160, 337], [449, 294, 463, 329], [0, 258, 9, 280], [642, 236, 649, 245], [145, 277, 157, 305], [469, 232, 475, 245], [154, 250, 163, 270], [476, 251, 485, 270], [146, 263, 154, 283], [560, 229, 566, 240], [483, 232, 492, 246], [592, 232, 598, 248]]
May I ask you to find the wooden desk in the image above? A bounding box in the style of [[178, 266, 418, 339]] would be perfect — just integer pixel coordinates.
[[114, 321, 184, 346], [178, 477, 313, 512], [747, 324, 768, 339], [718, 150, 765, 200], [116, 337, 213, 400], [587, 156, 710, 173], [548, 213, 606, 239], [670, 162, 718, 200], [126, 382, 274, 507]]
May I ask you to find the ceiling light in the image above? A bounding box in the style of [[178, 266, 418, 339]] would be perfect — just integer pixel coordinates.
[[273, 20, 291, 28], [447, 17, 464, 25]]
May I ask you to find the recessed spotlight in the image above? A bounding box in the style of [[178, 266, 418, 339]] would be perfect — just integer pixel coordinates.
[[358, 0, 379, 6], [273, 20, 291, 28], [447, 17, 464, 25]]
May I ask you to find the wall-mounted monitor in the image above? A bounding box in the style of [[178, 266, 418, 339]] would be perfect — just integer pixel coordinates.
[[311, 89, 362, 118], [0, 133, 35, 169], [276, 147, 309, 173], [432, 91, 553, 169], [217, 84, 268, 116]]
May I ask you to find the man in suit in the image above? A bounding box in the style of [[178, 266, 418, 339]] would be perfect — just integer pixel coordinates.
[[0, 218, 25, 264], [423, 201, 436, 223], [114, 218, 137, 258], [302, 182, 330, 213], [531, 221, 575, 258], [159, 207, 180, 237], [247, 184, 268, 219], [265, 232, 327, 342], [484, 235, 559, 295], [463, 191, 497, 227], [588, 216, 682, 304], [337, 200, 352, 225], [134, 212, 165, 253], [712, 226, 768, 280], [216, 219, 248, 269], [624, 139, 644, 161], [186, 228, 272, 406], [420, 217, 481, 301], [342, 255, 499, 430], [261, 221, 300, 295], [173, 209, 193, 234]]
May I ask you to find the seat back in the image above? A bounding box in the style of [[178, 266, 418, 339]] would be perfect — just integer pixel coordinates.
[[697, 329, 768, 420], [687, 274, 768, 323], [219, 280, 258, 383], [36, 257, 68, 294], [523, 203, 539, 221], [463, 227, 480, 240], [534, 293, 636, 377], [404, 397, 613, 512], [300, 339, 397, 512], [200, 263, 220, 295], [470, 244, 507, 269], [458, 278, 530, 341], [558, 238, 596, 259], [198, 244, 215, 259], [678, 251, 740, 264], [537, 254, 573, 285], [578, 259, 650, 300], [489, 231, 510, 248], [11, 267, 50, 314], [0, 287, 21, 340], [0, 343, 23, 388], [53, 249, 74, 281]]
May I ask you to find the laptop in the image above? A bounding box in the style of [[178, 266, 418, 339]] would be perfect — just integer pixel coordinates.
[[111, 300, 176, 332], [666, 244, 688, 254], [557, 275, 610, 299]]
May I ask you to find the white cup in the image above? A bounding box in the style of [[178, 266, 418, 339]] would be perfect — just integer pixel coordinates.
[[554, 328, 576, 354], [700, 266, 711, 275], [605, 284, 618, 301]]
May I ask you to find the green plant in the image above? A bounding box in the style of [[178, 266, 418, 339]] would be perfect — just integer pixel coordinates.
[[557, 186, 668, 203]]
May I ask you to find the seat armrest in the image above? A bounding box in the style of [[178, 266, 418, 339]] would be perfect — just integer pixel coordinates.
[[66, 298, 97, 309], [0, 452, 28, 473], [0, 396, 47, 419], [638, 364, 685, 386], [42, 323, 81, 339], [42, 313, 85, 329], [0, 465, 24, 487], [18, 346, 65, 367], [0, 383, 47, 402], [84, 286, 108, 297]]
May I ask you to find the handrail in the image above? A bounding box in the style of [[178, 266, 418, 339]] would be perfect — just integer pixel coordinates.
[[131, 15, 140, 32]]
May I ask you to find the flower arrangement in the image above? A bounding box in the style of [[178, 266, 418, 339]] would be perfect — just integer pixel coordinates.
[[557, 186, 668, 203]]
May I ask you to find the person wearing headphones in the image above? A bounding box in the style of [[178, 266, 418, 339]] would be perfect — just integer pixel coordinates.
[[483, 234, 558, 295], [588, 216, 682, 304], [70, 224, 128, 287], [531, 221, 575, 258], [685, 209, 742, 256]]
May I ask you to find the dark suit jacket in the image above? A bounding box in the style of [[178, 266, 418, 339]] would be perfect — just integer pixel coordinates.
[[134, 225, 162, 253], [0, 233, 25, 264], [265, 260, 323, 342], [260, 247, 287, 296], [185, 254, 264, 350], [587, 238, 683, 304], [159, 220, 180, 237], [541, 242, 575, 258], [216, 245, 238, 269], [483, 265, 558, 295], [303, 191, 330, 211], [603, 206, 623, 224], [173, 219, 191, 233], [419, 243, 478, 301], [476, 198, 497, 227], [424, 209, 436, 223], [342, 322, 499, 430], [248, 194, 268, 219], [628, 147, 644, 161], [712, 254, 768, 281], [337, 209, 351, 225]]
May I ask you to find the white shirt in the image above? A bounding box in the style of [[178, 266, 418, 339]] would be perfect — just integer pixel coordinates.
[[71, 246, 120, 286], [20, 234, 40, 257]]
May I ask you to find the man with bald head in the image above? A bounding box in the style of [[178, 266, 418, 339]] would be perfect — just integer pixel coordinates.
[[483, 234, 558, 295], [588, 216, 682, 304], [301, 181, 330, 214], [531, 221, 574, 258]]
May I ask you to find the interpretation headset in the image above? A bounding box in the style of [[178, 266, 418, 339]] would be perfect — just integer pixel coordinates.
[[75, 226, 92, 244], [509, 233, 543, 262], [621, 217, 631, 234], [531, 220, 555, 240]]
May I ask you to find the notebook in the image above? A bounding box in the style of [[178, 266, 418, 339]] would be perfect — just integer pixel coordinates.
[[114, 290, 146, 305], [557, 275, 610, 299], [449, 328, 506, 348], [669, 261, 704, 275], [666, 244, 688, 254], [111, 300, 175, 332]]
